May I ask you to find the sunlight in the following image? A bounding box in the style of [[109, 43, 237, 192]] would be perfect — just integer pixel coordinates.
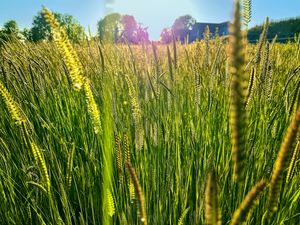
[[109, 0, 199, 39]]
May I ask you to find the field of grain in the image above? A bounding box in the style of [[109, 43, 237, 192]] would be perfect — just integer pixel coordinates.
[[0, 5, 300, 225]]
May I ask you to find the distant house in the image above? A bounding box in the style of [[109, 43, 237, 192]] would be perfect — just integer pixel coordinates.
[[189, 21, 230, 42]]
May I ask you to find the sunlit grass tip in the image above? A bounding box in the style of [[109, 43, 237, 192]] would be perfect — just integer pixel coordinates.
[[42, 7, 85, 91]]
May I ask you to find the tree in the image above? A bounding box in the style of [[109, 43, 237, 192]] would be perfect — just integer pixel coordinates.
[[2, 20, 19, 35], [172, 15, 196, 43], [97, 13, 121, 43], [135, 24, 150, 44], [29, 11, 85, 43], [97, 13, 149, 44], [120, 15, 138, 43], [119, 15, 149, 44], [160, 28, 172, 44], [0, 20, 20, 42], [21, 28, 31, 41]]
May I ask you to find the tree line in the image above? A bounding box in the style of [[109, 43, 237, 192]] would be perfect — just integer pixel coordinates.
[[0, 10, 202, 44], [1, 10, 299, 44], [248, 17, 300, 42], [0, 11, 85, 44], [97, 13, 200, 44]]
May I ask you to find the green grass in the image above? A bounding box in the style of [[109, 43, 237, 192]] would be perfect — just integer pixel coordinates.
[[0, 31, 300, 224]]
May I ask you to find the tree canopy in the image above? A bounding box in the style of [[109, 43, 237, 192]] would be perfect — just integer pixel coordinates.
[[120, 15, 138, 43], [97, 13, 149, 44], [97, 13, 121, 43], [160, 28, 173, 44], [28, 11, 86, 43], [172, 15, 196, 43], [2, 10, 298, 45], [0, 20, 21, 42], [2, 20, 19, 35]]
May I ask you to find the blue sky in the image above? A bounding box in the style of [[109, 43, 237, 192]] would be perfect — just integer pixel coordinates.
[[0, 0, 299, 40]]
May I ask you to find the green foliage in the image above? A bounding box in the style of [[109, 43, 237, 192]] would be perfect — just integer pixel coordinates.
[[29, 10, 86, 43], [248, 17, 300, 42], [2, 20, 19, 35], [0, 20, 21, 42], [97, 13, 121, 43]]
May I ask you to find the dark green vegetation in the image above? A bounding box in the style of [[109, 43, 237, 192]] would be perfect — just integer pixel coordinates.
[[28, 11, 85, 43], [248, 17, 300, 42], [0, 11, 85, 43]]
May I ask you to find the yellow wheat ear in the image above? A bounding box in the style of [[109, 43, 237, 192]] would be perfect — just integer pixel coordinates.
[[43, 7, 103, 135], [177, 207, 189, 225], [0, 80, 51, 194], [30, 140, 51, 194], [42, 7, 85, 91], [286, 140, 300, 182], [0, 80, 25, 125], [129, 178, 135, 203], [126, 161, 147, 225], [114, 133, 123, 184], [84, 79, 102, 134], [205, 170, 222, 225], [124, 74, 143, 150], [229, 0, 248, 182], [105, 189, 115, 217]]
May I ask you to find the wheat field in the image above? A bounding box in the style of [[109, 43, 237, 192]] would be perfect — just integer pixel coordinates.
[[0, 3, 300, 225]]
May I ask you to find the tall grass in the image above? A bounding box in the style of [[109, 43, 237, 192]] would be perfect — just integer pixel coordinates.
[[0, 3, 300, 224]]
